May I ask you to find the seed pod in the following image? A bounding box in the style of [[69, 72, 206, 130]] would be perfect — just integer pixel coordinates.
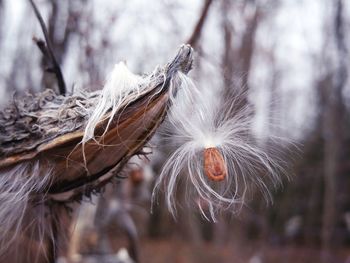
[[203, 147, 227, 182]]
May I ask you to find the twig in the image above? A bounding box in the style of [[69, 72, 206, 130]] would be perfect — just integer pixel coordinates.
[[186, 0, 214, 48], [29, 0, 66, 95]]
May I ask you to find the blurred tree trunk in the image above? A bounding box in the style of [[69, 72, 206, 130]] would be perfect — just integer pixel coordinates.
[[321, 0, 347, 255], [219, 0, 265, 247], [221, 0, 260, 112], [41, 0, 77, 92], [187, 0, 214, 49], [48, 1, 77, 64], [0, 0, 3, 41]]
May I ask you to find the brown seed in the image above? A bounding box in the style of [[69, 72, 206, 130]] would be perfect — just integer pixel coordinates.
[[203, 147, 227, 182]]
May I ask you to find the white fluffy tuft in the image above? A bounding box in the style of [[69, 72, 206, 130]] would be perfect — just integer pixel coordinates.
[[0, 161, 53, 258], [83, 62, 146, 145], [153, 73, 287, 221]]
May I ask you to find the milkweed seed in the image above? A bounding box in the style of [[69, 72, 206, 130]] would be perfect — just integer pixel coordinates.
[[203, 147, 227, 182]]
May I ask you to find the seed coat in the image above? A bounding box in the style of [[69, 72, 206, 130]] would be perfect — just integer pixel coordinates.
[[203, 147, 227, 182]]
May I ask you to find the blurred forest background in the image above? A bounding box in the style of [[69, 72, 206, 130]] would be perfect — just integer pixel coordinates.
[[0, 0, 350, 262]]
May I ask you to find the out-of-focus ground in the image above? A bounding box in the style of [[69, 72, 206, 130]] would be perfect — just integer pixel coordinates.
[[72, 231, 350, 263], [138, 240, 350, 263]]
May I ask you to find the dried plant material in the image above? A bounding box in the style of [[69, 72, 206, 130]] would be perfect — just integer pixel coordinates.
[[203, 147, 227, 182], [0, 160, 55, 260], [0, 45, 194, 257], [82, 62, 147, 145]]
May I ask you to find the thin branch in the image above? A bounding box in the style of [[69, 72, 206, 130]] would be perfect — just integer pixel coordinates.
[[29, 0, 66, 95], [186, 0, 214, 48]]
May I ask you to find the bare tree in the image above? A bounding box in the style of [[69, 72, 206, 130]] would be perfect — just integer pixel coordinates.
[[321, 0, 347, 255], [221, 0, 260, 112]]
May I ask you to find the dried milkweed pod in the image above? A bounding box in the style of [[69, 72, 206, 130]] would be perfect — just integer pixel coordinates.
[[203, 147, 227, 182], [0, 45, 194, 260]]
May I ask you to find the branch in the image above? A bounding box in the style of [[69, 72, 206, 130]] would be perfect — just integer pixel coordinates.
[[29, 0, 66, 95], [186, 0, 214, 48]]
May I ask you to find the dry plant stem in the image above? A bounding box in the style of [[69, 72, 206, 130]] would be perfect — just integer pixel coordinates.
[[29, 0, 66, 95]]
